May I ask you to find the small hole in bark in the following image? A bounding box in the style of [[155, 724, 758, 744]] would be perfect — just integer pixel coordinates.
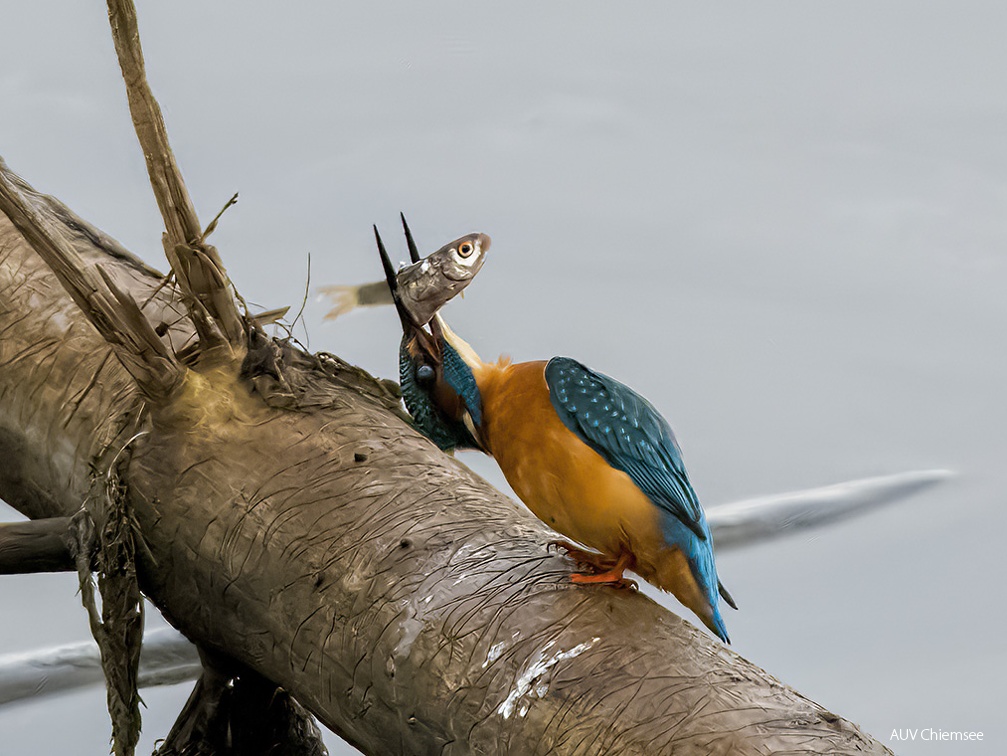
[[314, 574, 324, 588], [154, 322, 169, 336], [399, 539, 412, 549], [354, 452, 368, 463]]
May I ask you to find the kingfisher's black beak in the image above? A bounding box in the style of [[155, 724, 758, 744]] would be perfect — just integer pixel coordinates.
[[374, 225, 414, 330], [400, 212, 421, 264]]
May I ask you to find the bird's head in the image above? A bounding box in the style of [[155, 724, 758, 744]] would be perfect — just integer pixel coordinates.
[[376, 221, 485, 451]]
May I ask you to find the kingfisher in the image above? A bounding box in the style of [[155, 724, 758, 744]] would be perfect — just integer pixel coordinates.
[[377, 222, 736, 642]]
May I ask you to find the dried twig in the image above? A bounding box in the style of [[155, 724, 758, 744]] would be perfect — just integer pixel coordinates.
[[291, 252, 312, 347], [198, 192, 239, 245]]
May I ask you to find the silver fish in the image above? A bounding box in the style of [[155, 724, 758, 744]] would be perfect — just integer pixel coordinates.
[[322, 230, 490, 326]]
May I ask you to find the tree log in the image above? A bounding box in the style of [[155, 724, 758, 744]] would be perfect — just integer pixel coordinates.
[[0, 163, 891, 753]]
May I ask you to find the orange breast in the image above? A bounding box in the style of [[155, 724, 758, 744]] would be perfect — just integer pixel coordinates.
[[474, 360, 665, 561], [472, 359, 720, 635]]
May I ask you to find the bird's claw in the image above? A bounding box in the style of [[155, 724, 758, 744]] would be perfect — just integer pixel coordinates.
[[548, 540, 618, 571], [565, 549, 634, 589]]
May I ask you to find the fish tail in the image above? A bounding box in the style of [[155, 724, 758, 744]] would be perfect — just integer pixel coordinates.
[[319, 285, 361, 320]]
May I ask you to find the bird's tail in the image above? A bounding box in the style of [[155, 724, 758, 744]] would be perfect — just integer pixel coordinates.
[[657, 517, 733, 643], [705, 606, 731, 645], [692, 551, 732, 644]]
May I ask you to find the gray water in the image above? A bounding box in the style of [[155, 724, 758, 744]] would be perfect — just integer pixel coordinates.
[[2, 2, 1005, 753]]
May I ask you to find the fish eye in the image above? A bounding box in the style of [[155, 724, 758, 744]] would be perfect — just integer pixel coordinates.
[[457, 241, 475, 258]]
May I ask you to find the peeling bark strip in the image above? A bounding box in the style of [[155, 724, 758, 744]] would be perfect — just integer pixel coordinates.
[[0, 164, 891, 754], [72, 457, 146, 756]]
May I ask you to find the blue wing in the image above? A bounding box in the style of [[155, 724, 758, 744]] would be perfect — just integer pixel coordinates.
[[545, 357, 707, 540], [441, 340, 483, 429], [399, 335, 479, 451]]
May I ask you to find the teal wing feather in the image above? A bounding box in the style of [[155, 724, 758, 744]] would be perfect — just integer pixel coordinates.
[[544, 356, 706, 540], [441, 340, 482, 428]]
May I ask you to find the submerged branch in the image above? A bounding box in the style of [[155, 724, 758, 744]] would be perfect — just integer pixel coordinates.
[[0, 628, 199, 707], [0, 517, 74, 574], [709, 469, 954, 550]]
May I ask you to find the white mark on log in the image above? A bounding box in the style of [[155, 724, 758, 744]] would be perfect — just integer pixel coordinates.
[[496, 637, 599, 719], [483, 641, 506, 668], [449, 542, 486, 563], [392, 601, 425, 670]]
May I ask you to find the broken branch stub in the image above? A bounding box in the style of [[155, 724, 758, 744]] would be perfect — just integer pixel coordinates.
[[106, 0, 246, 348], [0, 518, 74, 574], [0, 160, 183, 401]]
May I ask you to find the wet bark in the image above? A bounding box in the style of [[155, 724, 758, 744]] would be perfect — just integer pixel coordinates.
[[0, 164, 892, 754]]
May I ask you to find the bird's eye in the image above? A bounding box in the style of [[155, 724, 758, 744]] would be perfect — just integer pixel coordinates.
[[458, 241, 474, 258]]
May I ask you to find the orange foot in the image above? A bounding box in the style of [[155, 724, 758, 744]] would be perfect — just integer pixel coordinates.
[[568, 550, 637, 590]]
